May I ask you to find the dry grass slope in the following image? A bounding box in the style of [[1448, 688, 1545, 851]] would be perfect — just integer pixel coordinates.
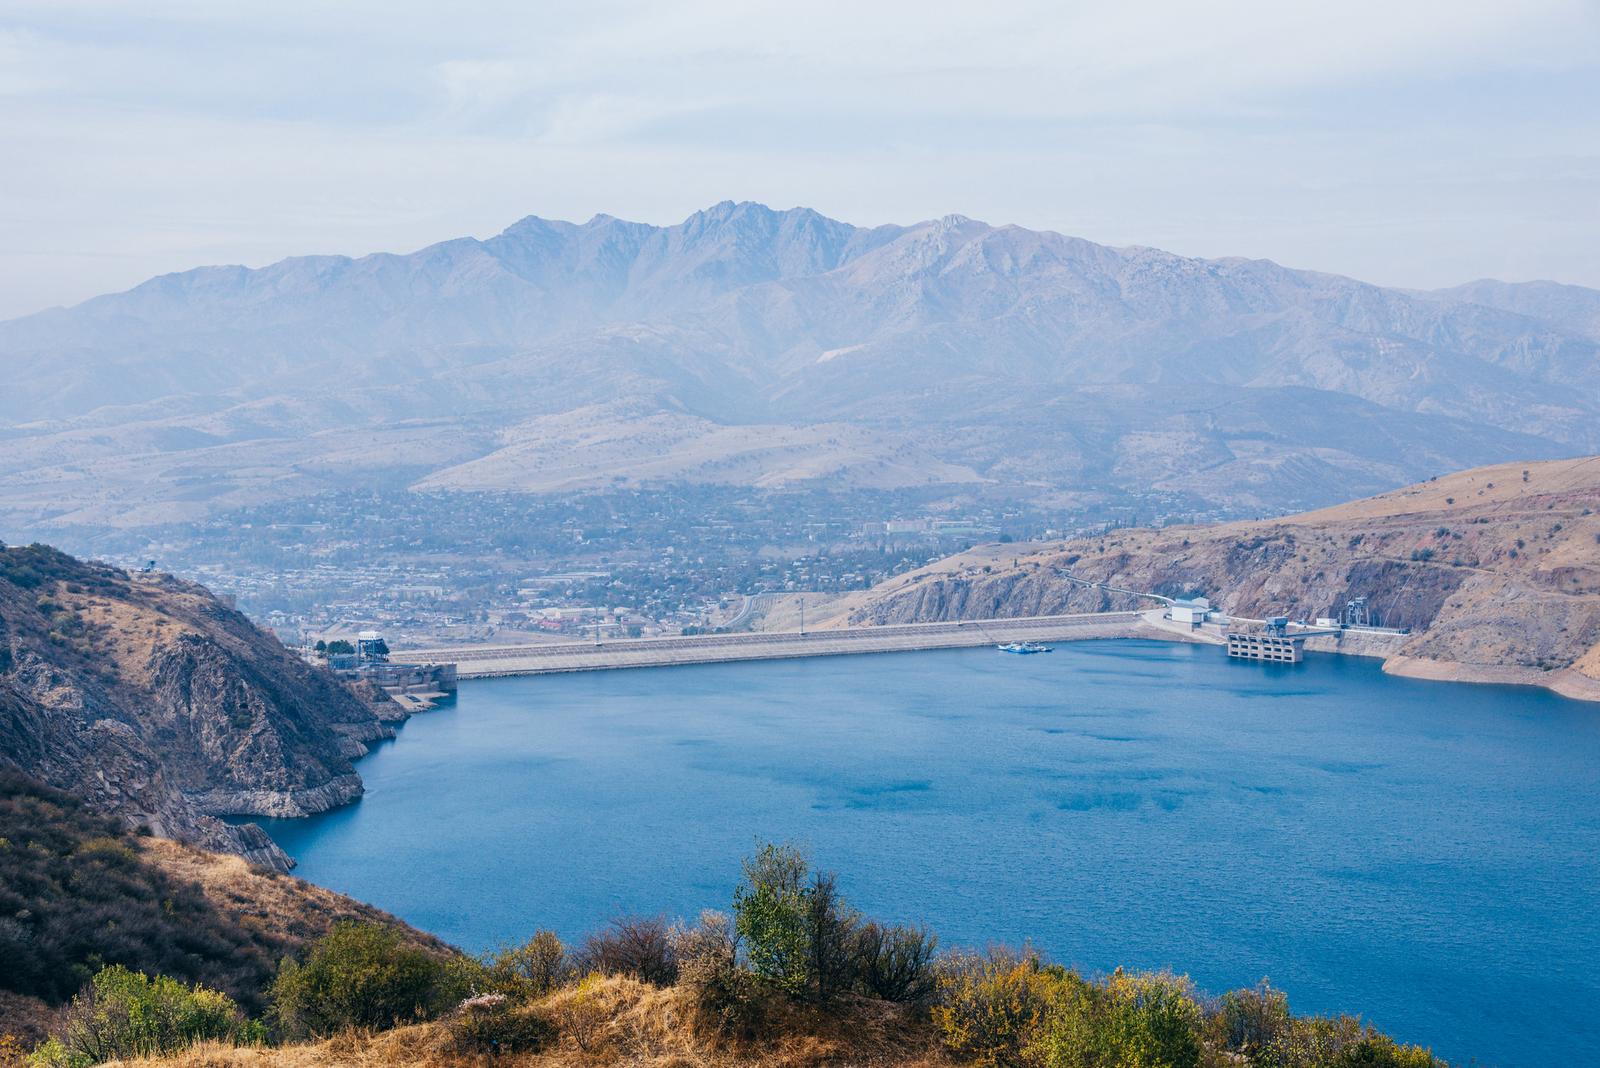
[[103, 976, 948, 1068]]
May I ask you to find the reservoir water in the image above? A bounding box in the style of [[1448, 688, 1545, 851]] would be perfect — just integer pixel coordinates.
[[256, 641, 1600, 1066]]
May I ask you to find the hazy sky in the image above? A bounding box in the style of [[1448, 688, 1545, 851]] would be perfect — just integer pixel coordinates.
[[2, 0, 1597, 319]]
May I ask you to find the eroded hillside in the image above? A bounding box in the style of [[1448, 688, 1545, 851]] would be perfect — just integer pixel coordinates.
[[852, 457, 1600, 699], [0, 544, 403, 867]]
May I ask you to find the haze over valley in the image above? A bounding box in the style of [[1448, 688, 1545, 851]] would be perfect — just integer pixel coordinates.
[[4, 202, 1596, 541]]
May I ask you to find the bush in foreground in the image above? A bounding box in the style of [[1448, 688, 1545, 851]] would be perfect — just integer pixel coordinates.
[[930, 948, 1050, 1067], [268, 922, 464, 1039], [442, 993, 556, 1057], [574, 916, 678, 986], [855, 921, 939, 1003], [930, 947, 1441, 1068], [28, 966, 261, 1068], [478, 930, 572, 1000]]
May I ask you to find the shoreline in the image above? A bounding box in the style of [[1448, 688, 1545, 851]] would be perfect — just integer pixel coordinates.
[[1383, 655, 1600, 703], [399, 610, 1600, 705]]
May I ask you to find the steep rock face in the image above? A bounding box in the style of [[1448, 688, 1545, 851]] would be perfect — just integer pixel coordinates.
[[853, 456, 1600, 693], [0, 543, 400, 868]]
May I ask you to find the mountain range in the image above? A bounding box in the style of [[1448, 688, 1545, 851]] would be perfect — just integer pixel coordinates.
[[3, 201, 1598, 528]]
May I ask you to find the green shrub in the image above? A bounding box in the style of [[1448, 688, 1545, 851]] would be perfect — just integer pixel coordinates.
[[732, 843, 860, 1002], [21, 1037, 82, 1068], [269, 923, 462, 1038], [733, 843, 813, 996], [31, 965, 262, 1066], [1028, 969, 1202, 1068], [1218, 1006, 1443, 1068], [1330, 1035, 1441, 1067], [1207, 980, 1293, 1061]]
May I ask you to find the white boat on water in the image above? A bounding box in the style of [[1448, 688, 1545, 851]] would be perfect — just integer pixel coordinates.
[[997, 641, 1053, 654]]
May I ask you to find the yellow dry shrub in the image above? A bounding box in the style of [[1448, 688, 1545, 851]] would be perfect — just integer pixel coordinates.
[[929, 950, 1048, 1068]]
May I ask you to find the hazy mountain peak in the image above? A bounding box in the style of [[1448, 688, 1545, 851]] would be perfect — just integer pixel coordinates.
[[0, 203, 1596, 526], [497, 213, 578, 241]]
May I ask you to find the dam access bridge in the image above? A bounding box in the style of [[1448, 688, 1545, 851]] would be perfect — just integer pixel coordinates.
[[390, 611, 1160, 678]]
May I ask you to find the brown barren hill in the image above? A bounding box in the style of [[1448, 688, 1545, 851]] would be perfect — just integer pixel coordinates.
[[852, 456, 1600, 701]]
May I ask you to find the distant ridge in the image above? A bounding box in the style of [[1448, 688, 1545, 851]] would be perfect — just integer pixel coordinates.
[[0, 202, 1596, 526]]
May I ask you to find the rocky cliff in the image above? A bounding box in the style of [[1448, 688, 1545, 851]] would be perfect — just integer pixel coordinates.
[[0, 543, 404, 868], [852, 456, 1600, 700]]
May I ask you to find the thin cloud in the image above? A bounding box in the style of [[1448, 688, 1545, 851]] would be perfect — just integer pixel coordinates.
[[0, 1, 1596, 317]]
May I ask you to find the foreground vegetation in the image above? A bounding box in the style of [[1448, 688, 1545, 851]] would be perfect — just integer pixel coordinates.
[[0, 772, 283, 1012], [0, 773, 446, 1047], [2, 834, 1448, 1067]]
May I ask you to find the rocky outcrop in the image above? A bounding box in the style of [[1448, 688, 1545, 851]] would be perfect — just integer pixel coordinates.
[[0, 543, 405, 869], [853, 456, 1600, 698]]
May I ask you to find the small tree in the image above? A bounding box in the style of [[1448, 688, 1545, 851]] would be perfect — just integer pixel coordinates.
[[803, 870, 859, 1003], [733, 843, 812, 996], [324, 639, 355, 656], [732, 843, 863, 1003]]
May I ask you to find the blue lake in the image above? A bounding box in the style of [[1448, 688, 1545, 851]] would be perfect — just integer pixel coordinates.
[[255, 641, 1600, 1067]]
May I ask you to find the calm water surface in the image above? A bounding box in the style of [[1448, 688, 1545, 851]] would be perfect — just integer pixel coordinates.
[[257, 642, 1600, 1066]]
